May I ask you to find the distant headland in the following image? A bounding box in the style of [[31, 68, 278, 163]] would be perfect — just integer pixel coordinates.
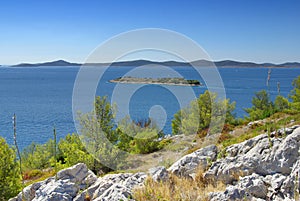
[[6, 59, 300, 68], [110, 76, 202, 86]]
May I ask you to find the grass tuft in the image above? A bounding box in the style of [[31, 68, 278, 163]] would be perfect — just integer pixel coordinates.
[[133, 168, 225, 201]]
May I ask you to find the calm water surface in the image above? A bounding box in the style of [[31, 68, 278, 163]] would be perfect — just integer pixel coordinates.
[[0, 66, 299, 149]]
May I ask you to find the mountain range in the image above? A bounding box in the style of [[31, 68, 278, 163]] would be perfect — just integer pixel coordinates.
[[8, 59, 300, 68]]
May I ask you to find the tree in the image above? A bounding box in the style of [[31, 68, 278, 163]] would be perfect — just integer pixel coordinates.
[[289, 76, 300, 111], [172, 90, 236, 135], [245, 90, 274, 120], [94, 96, 117, 142], [290, 75, 300, 102], [274, 95, 290, 112], [78, 96, 125, 173], [0, 137, 21, 200]]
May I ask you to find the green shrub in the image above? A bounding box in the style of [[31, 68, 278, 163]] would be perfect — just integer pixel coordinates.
[[117, 117, 164, 154], [21, 140, 54, 170], [274, 95, 290, 112], [172, 90, 236, 135], [290, 75, 300, 103], [133, 130, 160, 154], [245, 90, 274, 120], [157, 138, 172, 150], [58, 133, 94, 169], [0, 137, 21, 200]]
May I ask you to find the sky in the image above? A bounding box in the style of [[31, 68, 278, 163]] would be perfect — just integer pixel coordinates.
[[0, 0, 300, 65]]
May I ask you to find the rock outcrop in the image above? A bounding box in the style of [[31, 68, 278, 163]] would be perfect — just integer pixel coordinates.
[[208, 126, 300, 200], [10, 125, 300, 201], [168, 144, 218, 178], [74, 172, 147, 201], [10, 163, 97, 201]]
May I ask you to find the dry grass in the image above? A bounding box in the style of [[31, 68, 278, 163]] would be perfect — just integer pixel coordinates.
[[24, 169, 55, 186], [133, 168, 225, 201]]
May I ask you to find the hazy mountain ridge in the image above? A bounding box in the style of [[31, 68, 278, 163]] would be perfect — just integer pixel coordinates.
[[9, 59, 300, 67]]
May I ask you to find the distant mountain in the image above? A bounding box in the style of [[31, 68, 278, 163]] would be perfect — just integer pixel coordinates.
[[13, 60, 81, 67], [10, 59, 300, 68], [280, 62, 300, 68]]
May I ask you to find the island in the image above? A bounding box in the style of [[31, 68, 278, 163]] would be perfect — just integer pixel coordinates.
[[109, 76, 202, 86]]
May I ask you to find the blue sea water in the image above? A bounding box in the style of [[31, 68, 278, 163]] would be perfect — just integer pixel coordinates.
[[0, 66, 299, 150]]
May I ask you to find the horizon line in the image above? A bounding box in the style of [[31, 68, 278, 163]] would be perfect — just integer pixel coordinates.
[[2, 58, 300, 66]]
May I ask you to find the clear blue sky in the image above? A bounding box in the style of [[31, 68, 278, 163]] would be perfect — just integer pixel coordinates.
[[0, 0, 299, 65]]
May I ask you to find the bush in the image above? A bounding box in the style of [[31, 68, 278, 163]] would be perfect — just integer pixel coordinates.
[[132, 130, 160, 154], [289, 76, 300, 112], [290, 75, 300, 103], [117, 117, 164, 154], [58, 133, 94, 169], [21, 140, 54, 170], [0, 137, 21, 200], [245, 90, 274, 120], [172, 90, 236, 135], [274, 95, 290, 112]]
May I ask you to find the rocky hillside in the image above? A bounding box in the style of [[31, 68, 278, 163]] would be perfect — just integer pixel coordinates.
[[10, 125, 300, 201]]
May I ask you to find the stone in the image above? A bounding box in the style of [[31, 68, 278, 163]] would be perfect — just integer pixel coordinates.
[[74, 172, 147, 201], [148, 166, 168, 182], [10, 125, 300, 201], [206, 126, 300, 200], [10, 163, 97, 201], [205, 127, 300, 184], [237, 173, 268, 199], [209, 185, 249, 201], [168, 145, 217, 178]]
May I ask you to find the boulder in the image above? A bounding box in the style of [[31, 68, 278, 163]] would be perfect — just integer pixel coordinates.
[[209, 185, 250, 201], [10, 125, 300, 201], [168, 145, 217, 178], [280, 158, 300, 200], [205, 127, 300, 184], [10, 163, 97, 201], [207, 126, 300, 200], [74, 172, 147, 201]]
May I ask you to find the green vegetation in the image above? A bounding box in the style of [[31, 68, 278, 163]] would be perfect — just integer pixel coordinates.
[[218, 76, 300, 150], [0, 137, 21, 200], [4, 75, 300, 199], [110, 76, 201, 86], [117, 117, 163, 154], [290, 75, 300, 110], [245, 90, 274, 120], [78, 96, 121, 172], [15, 96, 166, 184], [172, 90, 236, 136], [133, 75, 300, 201], [78, 96, 164, 172]]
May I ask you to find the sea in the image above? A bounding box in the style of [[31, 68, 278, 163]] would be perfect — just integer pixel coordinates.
[[0, 66, 299, 150]]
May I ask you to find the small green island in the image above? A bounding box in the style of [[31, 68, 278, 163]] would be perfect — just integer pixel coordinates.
[[110, 76, 202, 86]]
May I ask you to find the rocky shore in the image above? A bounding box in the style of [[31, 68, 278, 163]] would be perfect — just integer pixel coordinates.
[[10, 125, 300, 201]]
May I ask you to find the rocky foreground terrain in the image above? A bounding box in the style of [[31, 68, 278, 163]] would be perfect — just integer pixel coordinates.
[[10, 125, 300, 201]]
